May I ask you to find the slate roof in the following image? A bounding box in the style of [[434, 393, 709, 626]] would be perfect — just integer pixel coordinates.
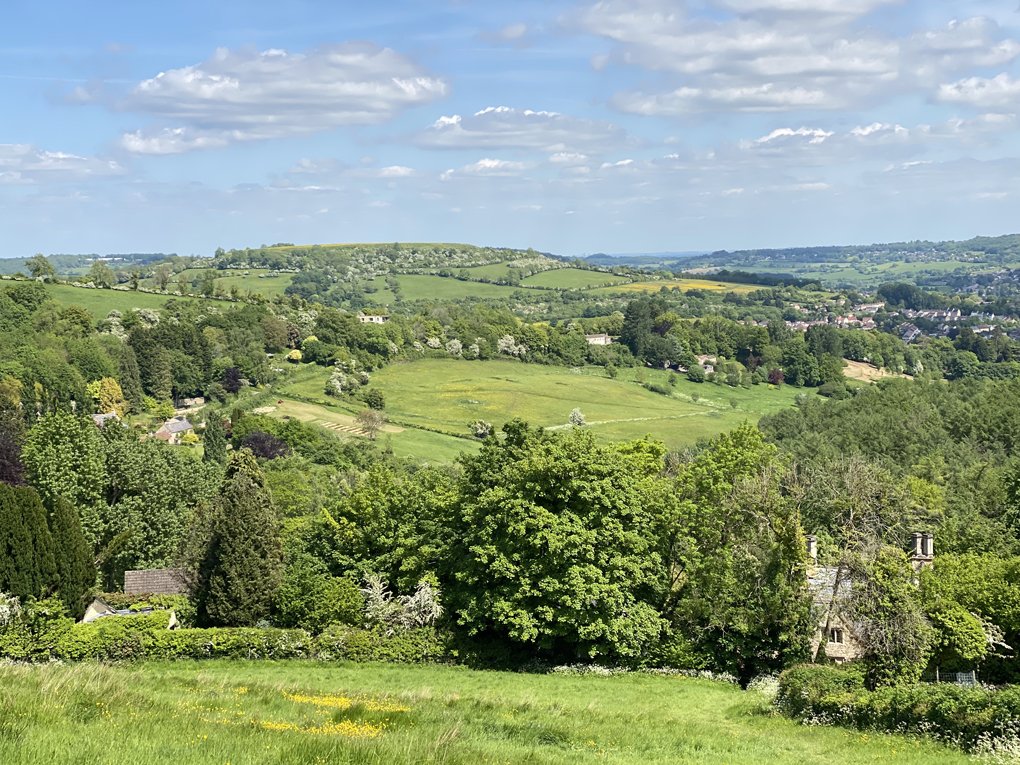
[[162, 417, 194, 434]]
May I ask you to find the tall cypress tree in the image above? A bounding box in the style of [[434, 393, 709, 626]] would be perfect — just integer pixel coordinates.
[[48, 496, 94, 617], [192, 450, 283, 626], [119, 345, 145, 414], [0, 485, 58, 600], [203, 415, 227, 466]]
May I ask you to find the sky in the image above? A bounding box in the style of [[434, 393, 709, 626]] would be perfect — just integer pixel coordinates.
[[1, 0, 1018, 258]]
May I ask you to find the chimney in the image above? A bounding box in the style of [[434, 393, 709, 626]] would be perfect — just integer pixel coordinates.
[[805, 535, 818, 565], [910, 531, 933, 572]]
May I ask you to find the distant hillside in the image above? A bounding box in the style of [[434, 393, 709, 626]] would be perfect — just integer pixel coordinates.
[[692, 234, 1020, 268], [584, 252, 707, 268], [0, 253, 175, 276]]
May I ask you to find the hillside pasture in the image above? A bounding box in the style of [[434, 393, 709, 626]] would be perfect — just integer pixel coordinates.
[[39, 284, 207, 315], [140, 268, 294, 298], [521, 267, 630, 289], [281, 359, 805, 450], [843, 359, 913, 383], [261, 394, 478, 463], [592, 278, 761, 295], [0, 661, 968, 765], [368, 274, 523, 302]]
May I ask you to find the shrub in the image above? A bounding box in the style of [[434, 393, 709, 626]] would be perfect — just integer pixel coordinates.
[[686, 365, 706, 383], [776, 663, 1020, 750], [315, 625, 453, 663]]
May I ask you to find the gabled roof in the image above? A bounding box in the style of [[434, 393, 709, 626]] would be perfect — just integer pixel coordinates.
[[162, 417, 194, 433]]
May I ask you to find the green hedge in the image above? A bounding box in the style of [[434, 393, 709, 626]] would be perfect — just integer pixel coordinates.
[[1, 608, 449, 665], [777, 664, 1020, 748], [315, 625, 453, 663]]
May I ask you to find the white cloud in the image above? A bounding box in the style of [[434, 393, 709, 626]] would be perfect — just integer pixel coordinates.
[[0, 143, 126, 184], [566, 0, 1020, 113], [414, 106, 634, 153], [459, 158, 532, 175], [936, 72, 1020, 110], [377, 165, 415, 178], [118, 42, 447, 152]]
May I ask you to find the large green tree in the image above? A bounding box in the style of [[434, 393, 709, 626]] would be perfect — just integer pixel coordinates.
[[191, 450, 284, 627], [657, 424, 814, 679], [451, 420, 666, 660]]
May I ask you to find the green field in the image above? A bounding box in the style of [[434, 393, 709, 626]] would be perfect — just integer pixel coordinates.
[[279, 360, 803, 451], [38, 284, 208, 315], [369, 274, 523, 302], [0, 661, 967, 765], [261, 392, 478, 463], [593, 279, 760, 295], [140, 268, 294, 298], [521, 268, 630, 289]]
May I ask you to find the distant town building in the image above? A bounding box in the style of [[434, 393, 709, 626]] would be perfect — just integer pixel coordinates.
[[357, 313, 389, 324]]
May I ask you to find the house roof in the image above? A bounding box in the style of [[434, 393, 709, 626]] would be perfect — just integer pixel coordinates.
[[92, 412, 119, 427], [162, 417, 194, 433]]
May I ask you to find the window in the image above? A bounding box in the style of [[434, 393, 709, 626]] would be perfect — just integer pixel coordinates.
[[829, 628, 844, 644]]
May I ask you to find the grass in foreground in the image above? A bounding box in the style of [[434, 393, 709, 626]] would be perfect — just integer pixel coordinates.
[[0, 661, 969, 764]]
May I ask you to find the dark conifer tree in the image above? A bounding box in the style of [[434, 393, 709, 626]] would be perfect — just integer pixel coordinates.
[[0, 389, 25, 487], [47, 496, 94, 617], [0, 485, 58, 599], [119, 344, 145, 414], [192, 450, 283, 626], [203, 415, 227, 465]]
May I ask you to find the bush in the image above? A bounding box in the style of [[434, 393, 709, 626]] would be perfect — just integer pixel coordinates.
[[686, 366, 706, 383], [776, 663, 1020, 749], [315, 625, 453, 663]]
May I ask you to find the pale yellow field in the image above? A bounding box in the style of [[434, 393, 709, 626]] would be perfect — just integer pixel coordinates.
[[842, 359, 913, 382]]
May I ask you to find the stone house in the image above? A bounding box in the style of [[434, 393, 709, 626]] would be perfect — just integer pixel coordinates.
[[585, 333, 611, 345], [155, 416, 194, 445], [357, 313, 389, 324], [807, 532, 934, 663]]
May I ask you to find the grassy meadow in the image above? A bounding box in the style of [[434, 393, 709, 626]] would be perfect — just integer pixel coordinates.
[[0, 661, 969, 765], [278, 360, 804, 451], [138, 268, 295, 298], [368, 275, 523, 302], [262, 392, 478, 463], [40, 284, 208, 315], [520, 268, 630, 289]]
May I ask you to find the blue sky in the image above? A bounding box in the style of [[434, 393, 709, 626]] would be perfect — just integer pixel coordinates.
[[1, 0, 1018, 257]]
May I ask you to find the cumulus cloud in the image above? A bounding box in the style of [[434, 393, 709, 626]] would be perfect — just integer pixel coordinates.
[[117, 42, 447, 152], [565, 0, 1020, 113], [414, 106, 635, 153], [440, 158, 534, 180], [936, 72, 1020, 110], [0, 144, 126, 184]]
